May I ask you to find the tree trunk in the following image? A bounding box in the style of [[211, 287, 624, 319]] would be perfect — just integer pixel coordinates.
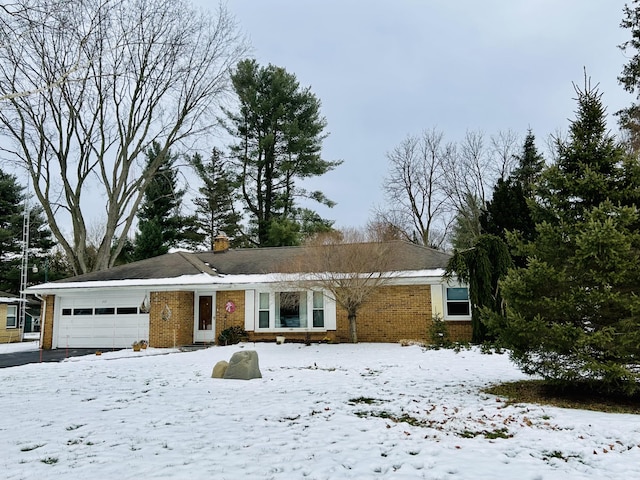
[[348, 312, 358, 343]]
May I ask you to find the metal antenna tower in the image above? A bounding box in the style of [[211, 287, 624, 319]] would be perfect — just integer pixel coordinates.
[[18, 177, 31, 340]]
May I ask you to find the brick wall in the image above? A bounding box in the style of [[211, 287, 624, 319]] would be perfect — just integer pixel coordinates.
[[334, 285, 432, 343], [446, 321, 473, 342], [214, 291, 245, 342], [149, 291, 194, 348], [145, 285, 472, 347], [41, 296, 55, 349]]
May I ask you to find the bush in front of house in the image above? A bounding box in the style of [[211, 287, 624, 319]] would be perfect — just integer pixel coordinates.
[[428, 314, 451, 349], [217, 326, 247, 346]]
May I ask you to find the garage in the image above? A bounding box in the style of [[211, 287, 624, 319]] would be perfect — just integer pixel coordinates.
[[54, 293, 149, 349]]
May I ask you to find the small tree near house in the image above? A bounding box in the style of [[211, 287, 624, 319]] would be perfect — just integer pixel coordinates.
[[288, 229, 398, 343]]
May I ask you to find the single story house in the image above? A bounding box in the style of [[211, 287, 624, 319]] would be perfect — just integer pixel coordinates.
[[0, 291, 21, 343], [27, 239, 472, 349]]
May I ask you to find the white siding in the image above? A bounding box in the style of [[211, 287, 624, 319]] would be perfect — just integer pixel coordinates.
[[244, 290, 255, 331], [54, 293, 148, 349]]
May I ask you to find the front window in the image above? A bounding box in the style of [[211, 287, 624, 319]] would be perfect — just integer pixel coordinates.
[[446, 287, 470, 316], [258, 292, 270, 328], [276, 291, 307, 328], [257, 291, 325, 330], [313, 291, 324, 327], [6, 305, 17, 328]]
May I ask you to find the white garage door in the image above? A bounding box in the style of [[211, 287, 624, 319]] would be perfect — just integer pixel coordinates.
[[55, 293, 149, 349]]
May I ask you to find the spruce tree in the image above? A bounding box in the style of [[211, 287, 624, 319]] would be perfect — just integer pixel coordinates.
[[492, 81, 640, 395], [133, 143, 186, 260], [481, 130, 544, 243], [0, 168, 55, 292], [190, 148, 242, 249], [511, 129, 545, 196]]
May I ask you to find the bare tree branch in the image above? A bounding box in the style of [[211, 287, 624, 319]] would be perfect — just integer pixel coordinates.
[[285, 229, 398, 343], [378, 128, 453, 249], [0, 0, 247, 274]]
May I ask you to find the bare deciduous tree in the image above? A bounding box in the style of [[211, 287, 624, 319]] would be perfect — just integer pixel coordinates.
[[0, 0, 246, 274], [442, 130, 519, 248], [288, 229, 397, 343], [377, 128, 454, 249], [489, 129, 520, 181]]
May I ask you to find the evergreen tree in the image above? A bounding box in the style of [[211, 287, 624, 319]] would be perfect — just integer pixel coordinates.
[[490, 81, 640, 395], [223, 59, 342, 247], [0, 168, 55, 292], [481, 130, 544, 243], [539, 82, 636, 225], [446, 234, 513, 343], [133, 143, 186, 260], [190, 148, 242, 249], [480, 179, 533, 241], [618, 1, 640, 152], [511, 129, 545, 196]]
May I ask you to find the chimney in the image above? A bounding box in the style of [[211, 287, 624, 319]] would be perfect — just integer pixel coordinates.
[[213, 233, 230, 253]]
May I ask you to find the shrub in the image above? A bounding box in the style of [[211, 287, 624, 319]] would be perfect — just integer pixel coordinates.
[[428, 313, 451, 349], [217, 326, 247, 346]]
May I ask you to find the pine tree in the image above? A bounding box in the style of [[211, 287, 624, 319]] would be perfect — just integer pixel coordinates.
[[481, 130, 544, 243], [0, 168, 55, 292], [511, 129, 545, 196], [492, 81, 640, 395], [618, 1, 640, 151], [190, 148, 242, 249], [133, 143, 186, 261], [223, 59, 341, 246]]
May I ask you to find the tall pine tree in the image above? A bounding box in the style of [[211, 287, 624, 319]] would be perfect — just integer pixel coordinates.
[[0, 168, 55, 292], [133, 143, 186, 260], [481, 130, 544, 243], [223, 59, 341, 246], [492, 81, 640, 395], [190, 148, 242, 249]]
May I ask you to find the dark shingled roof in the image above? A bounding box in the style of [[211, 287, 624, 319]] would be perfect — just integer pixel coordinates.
[[56, 241, 452, 283]]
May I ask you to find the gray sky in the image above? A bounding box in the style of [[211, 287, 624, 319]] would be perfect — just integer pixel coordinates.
[[213, 0, 632, 229]]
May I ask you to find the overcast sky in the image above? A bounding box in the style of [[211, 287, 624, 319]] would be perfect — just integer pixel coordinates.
[[206, 0, 632, 230]]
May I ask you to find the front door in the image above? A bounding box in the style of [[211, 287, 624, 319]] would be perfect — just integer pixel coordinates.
[[194, 294, 215, 343]]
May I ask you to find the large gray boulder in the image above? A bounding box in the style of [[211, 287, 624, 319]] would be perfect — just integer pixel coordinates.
[[223, 350, 262, 380], [211, 360, 229, 378]]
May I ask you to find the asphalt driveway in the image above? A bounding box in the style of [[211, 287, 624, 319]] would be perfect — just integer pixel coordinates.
[[0, 348, 122, 368]]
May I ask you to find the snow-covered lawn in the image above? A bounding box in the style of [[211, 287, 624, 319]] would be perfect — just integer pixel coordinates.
[[0, 343, 638, 479]]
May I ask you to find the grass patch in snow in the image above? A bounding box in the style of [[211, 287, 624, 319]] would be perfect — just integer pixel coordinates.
[[348, 396, 385, 405], [541, 450, 584, 464], [458, 427, 513, 439], [484, 380, 640, 414], [20, 443, 45, 452], [354, 410, 429, 427]]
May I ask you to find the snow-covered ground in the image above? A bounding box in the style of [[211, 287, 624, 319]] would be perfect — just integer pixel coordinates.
[[0, 343, 638, 479]]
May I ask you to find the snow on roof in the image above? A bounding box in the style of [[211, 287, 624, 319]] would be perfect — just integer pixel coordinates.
[[27, 269, 448, 293], [0, 296, 21, 303]]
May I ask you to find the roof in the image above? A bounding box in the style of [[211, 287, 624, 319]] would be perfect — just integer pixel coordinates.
[[38, 241, 452, 286], [0, 291, 20, 303]]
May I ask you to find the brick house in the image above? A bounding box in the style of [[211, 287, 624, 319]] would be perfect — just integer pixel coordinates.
[[28, 239, 472, 349]]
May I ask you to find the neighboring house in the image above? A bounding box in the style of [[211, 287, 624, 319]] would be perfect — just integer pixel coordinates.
[[28, 239, 472, 349], [0, 291, 21, 343]]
